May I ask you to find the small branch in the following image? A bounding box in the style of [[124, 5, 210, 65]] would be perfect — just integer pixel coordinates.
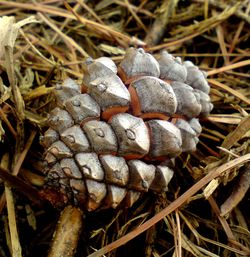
[[0, 107, 17, 138], [0, 130, 41, 212], [0, 165, 44, 206], [12, 130, 37, 176], [208, 196, 235, 240], [47, 206, 83, 257], [145, 0, 179, 46], [220, 164, 250, 217]]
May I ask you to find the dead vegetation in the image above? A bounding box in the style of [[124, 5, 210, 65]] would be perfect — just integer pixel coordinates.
[[0, 1, 249, 257]]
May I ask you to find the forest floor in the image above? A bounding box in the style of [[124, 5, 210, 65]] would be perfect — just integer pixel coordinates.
[[0, 1, 249, 257]]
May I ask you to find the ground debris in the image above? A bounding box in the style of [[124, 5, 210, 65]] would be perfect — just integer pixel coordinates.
[[0, 1, 249, 257]]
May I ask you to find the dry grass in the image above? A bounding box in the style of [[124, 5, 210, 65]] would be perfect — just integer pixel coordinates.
[[0, 1, 249, 257]]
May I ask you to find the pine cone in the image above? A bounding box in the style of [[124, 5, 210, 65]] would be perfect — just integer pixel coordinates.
[[40, 48, 213, 211]]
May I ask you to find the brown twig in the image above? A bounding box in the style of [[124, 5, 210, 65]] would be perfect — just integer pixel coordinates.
[[220, 164, 250, 217], [12, 130, 37, 176], [47, 206, 83, 257], [0, 107, 17, 138], [0, 165, 44, 207], [145, 0, 179, 46], [0, 130, 37, 212], [208, 196, 235, 240]]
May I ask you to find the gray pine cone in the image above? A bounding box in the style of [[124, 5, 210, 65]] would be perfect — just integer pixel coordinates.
[[40, 48, 212, 211]]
